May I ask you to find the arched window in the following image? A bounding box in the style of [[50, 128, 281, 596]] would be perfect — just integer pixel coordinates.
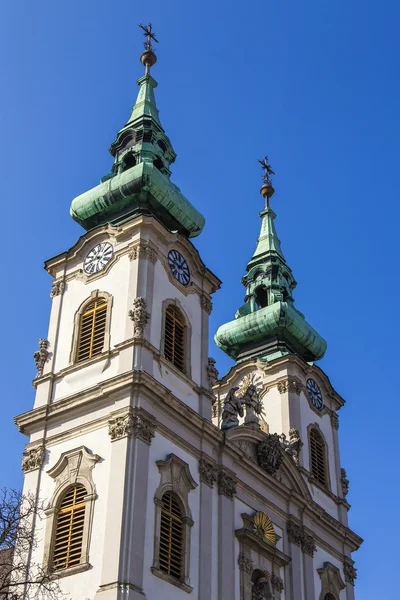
[[122, 152, 136, 171], [164, 305, 185, 372], [52, 484, 86, 572], [159, 491, 184, 580], [76, 297, 108, 361], [310, 428, 327, 486]]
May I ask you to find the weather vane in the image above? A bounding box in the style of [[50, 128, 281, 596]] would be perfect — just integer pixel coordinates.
[[139, 23, 158, 53], [258, 156, 275, 185]]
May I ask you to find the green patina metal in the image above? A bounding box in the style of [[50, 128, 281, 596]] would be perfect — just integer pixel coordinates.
[[70, 50, 205, 237], [215, 182, 327, 363]]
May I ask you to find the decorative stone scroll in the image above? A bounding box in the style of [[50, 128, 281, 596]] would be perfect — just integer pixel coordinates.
[[129, 297, 150, 339], [207, 357, 219, 389], [133, 413, 156, 444], [200, 294, 213, 315], [218, 469, 237, 498], [33, 339, 50, 377], [108, 410, 156, 444], [128, 242, 157, 264], [199, 457, 218, 487], [50, 279, 65, 298], [21, 446, 45, 472], [287, 520, 316, 556], [341, 468, 349, 497], [344, 557, 357, 585]]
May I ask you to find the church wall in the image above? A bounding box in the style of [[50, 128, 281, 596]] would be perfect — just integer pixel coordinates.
[[143, 431, 201, 599], [262, 386, 285, 434]]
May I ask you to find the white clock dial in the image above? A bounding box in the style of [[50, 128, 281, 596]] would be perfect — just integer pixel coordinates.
[[168, 249, 190, 286], [83, 242, 113, 275]]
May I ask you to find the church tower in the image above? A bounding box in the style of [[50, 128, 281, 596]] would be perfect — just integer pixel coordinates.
[[16, 28, 362, 600]]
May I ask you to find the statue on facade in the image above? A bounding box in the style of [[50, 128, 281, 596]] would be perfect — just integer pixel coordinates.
[[242, 384, 262, 427], [221, 387, 243, 431]]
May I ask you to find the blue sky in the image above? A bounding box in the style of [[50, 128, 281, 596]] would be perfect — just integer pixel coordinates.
[[1, 0, 398, 596]]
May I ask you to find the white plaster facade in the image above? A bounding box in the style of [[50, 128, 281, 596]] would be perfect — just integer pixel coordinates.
[[16, 213, 362, 600]]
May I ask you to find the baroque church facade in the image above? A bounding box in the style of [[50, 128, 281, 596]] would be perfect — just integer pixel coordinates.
[[16, 29, 362, 600]]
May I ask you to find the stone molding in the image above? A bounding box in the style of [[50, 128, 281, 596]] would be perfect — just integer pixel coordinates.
[[128, 297, 150, 339], [317, 561, 346, 598], [199, 457, 218, 488], [200, 294, 213, 314], [128, 241, 157, 264], [218, 468, 237, 498], [330, 412, 339, 430], [238, 553, 253, 574], [33, 338, 50, 378], [108, 409, 156, 444], [343, 557, 357, 585], [341, 468, 349, 497], [287, 520, 316, 556], [21, 445, 45, 472], [50, 279, 65, 298]]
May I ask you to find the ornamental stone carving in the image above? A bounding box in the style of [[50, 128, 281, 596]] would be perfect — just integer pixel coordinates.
[[238, 553, 253, 574], [331, 412, 339, 429], [21, 446, 45, 472], [302, 531, 317, 556], [252, 572, 271, 600], [199, 457, 218, 487], [257, 434, 283, 476], [33, 339, 50, 377], [277, 379, 301, 394], [129, 297, 150, 339], [133, 414, 156, 444], [200, 294, 213, 315], [341, 468, 349, 497], [218, 469, 237, 498], [281, 428, 304, 466], [207, 357, 219, 389], [344, 558, 357, 585], [108, 413, 134, 441], [287, 521, 316, 556], [50, 279, 65, 298], [271, 573, 284, 593], [277, 381, 288, 394], [128, 243, 157, 264], [221, 387, 244, 431]]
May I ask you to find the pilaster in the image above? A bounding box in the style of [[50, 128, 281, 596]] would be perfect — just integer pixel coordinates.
[[218, 467, 236, 600], [198, 457, 217, 600]]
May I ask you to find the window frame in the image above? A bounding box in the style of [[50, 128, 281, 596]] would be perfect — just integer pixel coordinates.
[[160, 299, 192, 377], [43, 446, 99, 578], [70, 290, 113, 365], [308, 424, 331, 491], [151, 454, 197, 593], [51, 484, 87, 572]]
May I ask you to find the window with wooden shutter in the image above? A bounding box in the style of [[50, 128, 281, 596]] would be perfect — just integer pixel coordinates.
[[310, 429, 327, 486], [159, 491, 184, 580], [52, 484, 86, 571], [76, 297, 108, 361], [164, 306, 185, 372]]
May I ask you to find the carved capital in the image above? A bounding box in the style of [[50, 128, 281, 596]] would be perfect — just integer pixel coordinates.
[[341, 468, 349, 497], [200, 294, 213, 315], [132, 413, 156, 444], [277, 380, 288, 394], [207, 357, 219, 389], [108, 413, 134, 441], [129, 242, 157, 264], [288, 379, 302, 395], [238, 553, 253, 574], [302, 531, 316, 556], [21, 446, 45, 472], [33, 339, 50, 377], [271, 573, 284, 592], [128, 297, 150, 339], [331, 412, 339, 430], [218, 469, 236, 499], [199, 457, 218, 487], [344, 557, 357, 585], [50, 279, 65, 298], [287, 521, 303, 546]]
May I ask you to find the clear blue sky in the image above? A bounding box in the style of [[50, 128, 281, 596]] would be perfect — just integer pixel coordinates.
[[1, 1, 398, 597]]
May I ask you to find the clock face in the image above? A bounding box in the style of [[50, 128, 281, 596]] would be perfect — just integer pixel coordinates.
[[168, 249, 190, 286], [306, 378, 323, 410], [83, 242, 113, 275]]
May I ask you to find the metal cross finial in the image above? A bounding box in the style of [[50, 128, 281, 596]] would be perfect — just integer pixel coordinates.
[[258, 156, 275, 185], [139, 23, 158, 52]]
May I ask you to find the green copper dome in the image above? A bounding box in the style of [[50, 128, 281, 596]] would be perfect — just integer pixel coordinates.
[[215, 178, 327, 363], [70, 48, 205, 237]]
